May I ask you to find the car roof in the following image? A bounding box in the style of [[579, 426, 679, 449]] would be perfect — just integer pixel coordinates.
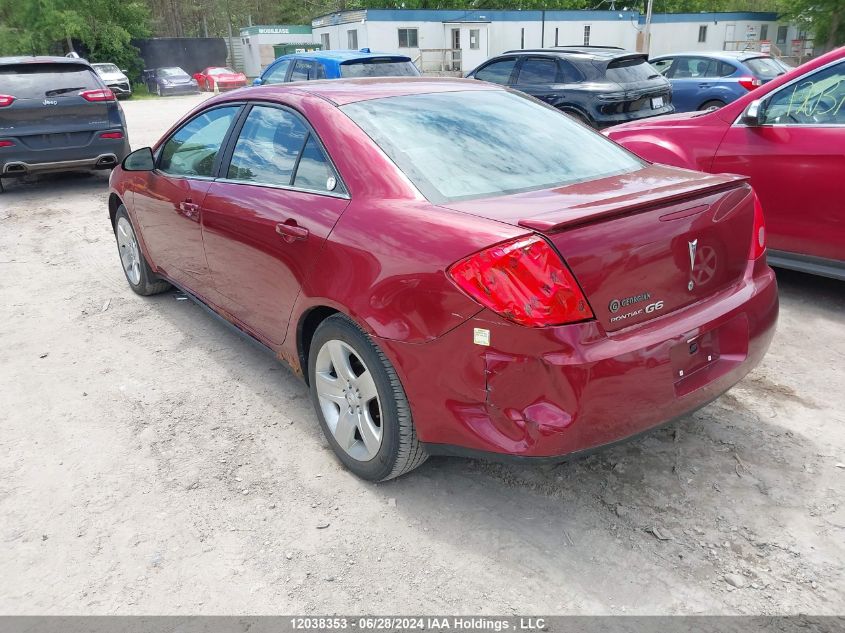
[[0, 55, 92, 66], [652, 50, 770, 61], [501, 46, 640, 60], [237, 76, 500, 106], [277, 49, 412, 63]]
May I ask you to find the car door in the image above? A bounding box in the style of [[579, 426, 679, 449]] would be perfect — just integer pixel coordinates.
[[512, 56, 560, 103], [470, 57, 518, 85], [200, 103, 350, 345], [712, 59, 845, 263], [667, 56, 712, 111], [131, 105, 241, 296]]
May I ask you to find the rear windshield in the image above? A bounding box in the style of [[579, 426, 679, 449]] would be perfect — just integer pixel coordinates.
[[744, 57, 786, 79], [0, 63, 101, 99], [342, 90, 642, 203], [209, 67, 237, 75], [605, 57, 661, 83], [159, 68, 189, 78], [339, 60, 420, 78], [94, 64, 120, 74]]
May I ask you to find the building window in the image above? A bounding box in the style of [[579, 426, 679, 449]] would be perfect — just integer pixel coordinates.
[[470, 29, 480, 50], [347, 29, 358, 49], [320, 33, 330, 50], [521, 27, 525, 49], [555, 27, 559, 47], [760, 24, 768, 41], [398, 28, 418, 48], [776, 25, 788, 45], [698, 25, 707, 43], [583, 25, 591, 46]]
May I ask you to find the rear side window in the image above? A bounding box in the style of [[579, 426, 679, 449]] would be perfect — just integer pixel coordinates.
[[340, 60, 420, 78], [0, 63, 101, 99], [650, 58, 673, 76], [744, 57, 786, 80], [290, 61, 324, 81], [226, 105, 343, 194], [264, 59, 291, 84], [605, 57, 660, 83], [474, 58, 517, 85], [159, 107, 239, 177], [516, 57, 558, 84]]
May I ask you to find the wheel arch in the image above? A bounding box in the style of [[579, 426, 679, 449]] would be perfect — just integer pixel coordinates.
[[296, 305, 342, 386], [108, 192, 124, 228]]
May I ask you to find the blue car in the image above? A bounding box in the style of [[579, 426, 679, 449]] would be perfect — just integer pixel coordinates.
[[253, 48, 420, 86], [648, 51, 787, 112]]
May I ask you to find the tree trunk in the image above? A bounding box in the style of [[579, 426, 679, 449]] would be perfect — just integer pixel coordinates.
[[826, 8, 842, 50]]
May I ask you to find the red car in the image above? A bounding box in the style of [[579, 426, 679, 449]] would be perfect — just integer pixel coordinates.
[[192, 67, 247, 92], [109, 78, 777, 480], [606, 47, 845, 281]]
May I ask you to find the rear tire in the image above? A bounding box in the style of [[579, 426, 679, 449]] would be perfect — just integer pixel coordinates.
[[699, 100, 726, 111], [308, 314, 427, 481], [113, 205, 171, 296], [561, 108, 593, 128]]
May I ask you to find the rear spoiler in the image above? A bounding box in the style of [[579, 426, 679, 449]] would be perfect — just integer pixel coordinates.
[[518, 176, 749, 232], [605, 53, 649, 67]]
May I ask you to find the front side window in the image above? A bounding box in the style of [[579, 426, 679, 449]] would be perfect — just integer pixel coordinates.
[[398, 28, 418, 48], [761, 61, 845, 126], [342, 90, 642, 203], [516, 57, 558, 85], [226, 105, 342, 194], [474, 58, 517, 85], [158, 106, 239, 177], [264, 59, 291, 84]]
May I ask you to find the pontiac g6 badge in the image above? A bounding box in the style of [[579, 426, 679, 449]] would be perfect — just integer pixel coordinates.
[[687, 238, 698, 291]]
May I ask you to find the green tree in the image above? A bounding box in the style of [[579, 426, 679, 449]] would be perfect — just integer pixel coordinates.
[[778, 0, 845, 49], [0, 0, 150, 76]]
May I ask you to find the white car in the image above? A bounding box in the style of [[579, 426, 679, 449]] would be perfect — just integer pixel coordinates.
[[91, 63, 132, 98]]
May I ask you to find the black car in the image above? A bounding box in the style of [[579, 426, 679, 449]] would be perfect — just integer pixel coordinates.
[[466, 46, 674, 128], [143, 67, 199, 96], [0, 56, 130, 182]]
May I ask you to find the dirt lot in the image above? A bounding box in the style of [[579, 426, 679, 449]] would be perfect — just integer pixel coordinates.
[[1, 94, 843, 615]]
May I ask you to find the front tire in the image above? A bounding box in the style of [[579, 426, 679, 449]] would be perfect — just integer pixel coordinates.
[[308, 314, 427, 481], [113, 205, 171, 296]]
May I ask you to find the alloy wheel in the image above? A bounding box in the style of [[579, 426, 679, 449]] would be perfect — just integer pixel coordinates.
[[116, 216, 142, 285], [314, 339, 383, 461]]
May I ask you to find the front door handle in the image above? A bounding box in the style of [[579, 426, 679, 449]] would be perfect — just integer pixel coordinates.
[[276, 220, 309, 242]]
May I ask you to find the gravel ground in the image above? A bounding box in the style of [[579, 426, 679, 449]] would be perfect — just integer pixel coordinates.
[[0, 94, 843, 615]]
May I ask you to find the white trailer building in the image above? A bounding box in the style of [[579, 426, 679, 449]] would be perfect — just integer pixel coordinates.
[[311, 9, 805, 74], [238, 25, 316, 77]]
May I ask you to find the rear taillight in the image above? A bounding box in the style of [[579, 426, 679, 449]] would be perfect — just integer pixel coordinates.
[[447, 235, 594, 327], [738, 76, 763, 91], [99, 131, 124, 139], [79, 89, 115, 102], [0, 140, 14, 148], [750, 192, 767, 260], [0, 95, 15, 107]]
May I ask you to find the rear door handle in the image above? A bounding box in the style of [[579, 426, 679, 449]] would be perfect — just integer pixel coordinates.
[[276, 220, 309, 242]]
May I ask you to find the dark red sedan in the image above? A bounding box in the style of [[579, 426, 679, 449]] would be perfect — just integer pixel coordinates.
[[606, 46, 845, 281], [109, 78, 777, 480]]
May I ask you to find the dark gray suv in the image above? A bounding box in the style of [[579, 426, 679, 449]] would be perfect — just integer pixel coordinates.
[[466, 46, 674, 129], [0, 56, 130, 183]]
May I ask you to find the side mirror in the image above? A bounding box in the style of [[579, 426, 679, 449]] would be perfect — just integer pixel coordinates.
[[741, 99, 763, 126], [252, 77, 263, 86], [122, 147, 155, 171]]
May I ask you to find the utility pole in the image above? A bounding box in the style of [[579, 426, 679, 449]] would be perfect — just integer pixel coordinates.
[[642, 0, 654, 55]]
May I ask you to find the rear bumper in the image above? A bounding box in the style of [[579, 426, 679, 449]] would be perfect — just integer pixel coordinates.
[[0, 136, 130, 176], [594, 104, 676, 129], [162, 84, 200, 95], [378, 258, 778, 459], [106, 82, 132, 97]]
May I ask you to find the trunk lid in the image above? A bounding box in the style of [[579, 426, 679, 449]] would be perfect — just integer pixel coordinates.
[[599, 55, 673, 114], [0, 62, 113, 147], [443, 165, 755, 332]]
